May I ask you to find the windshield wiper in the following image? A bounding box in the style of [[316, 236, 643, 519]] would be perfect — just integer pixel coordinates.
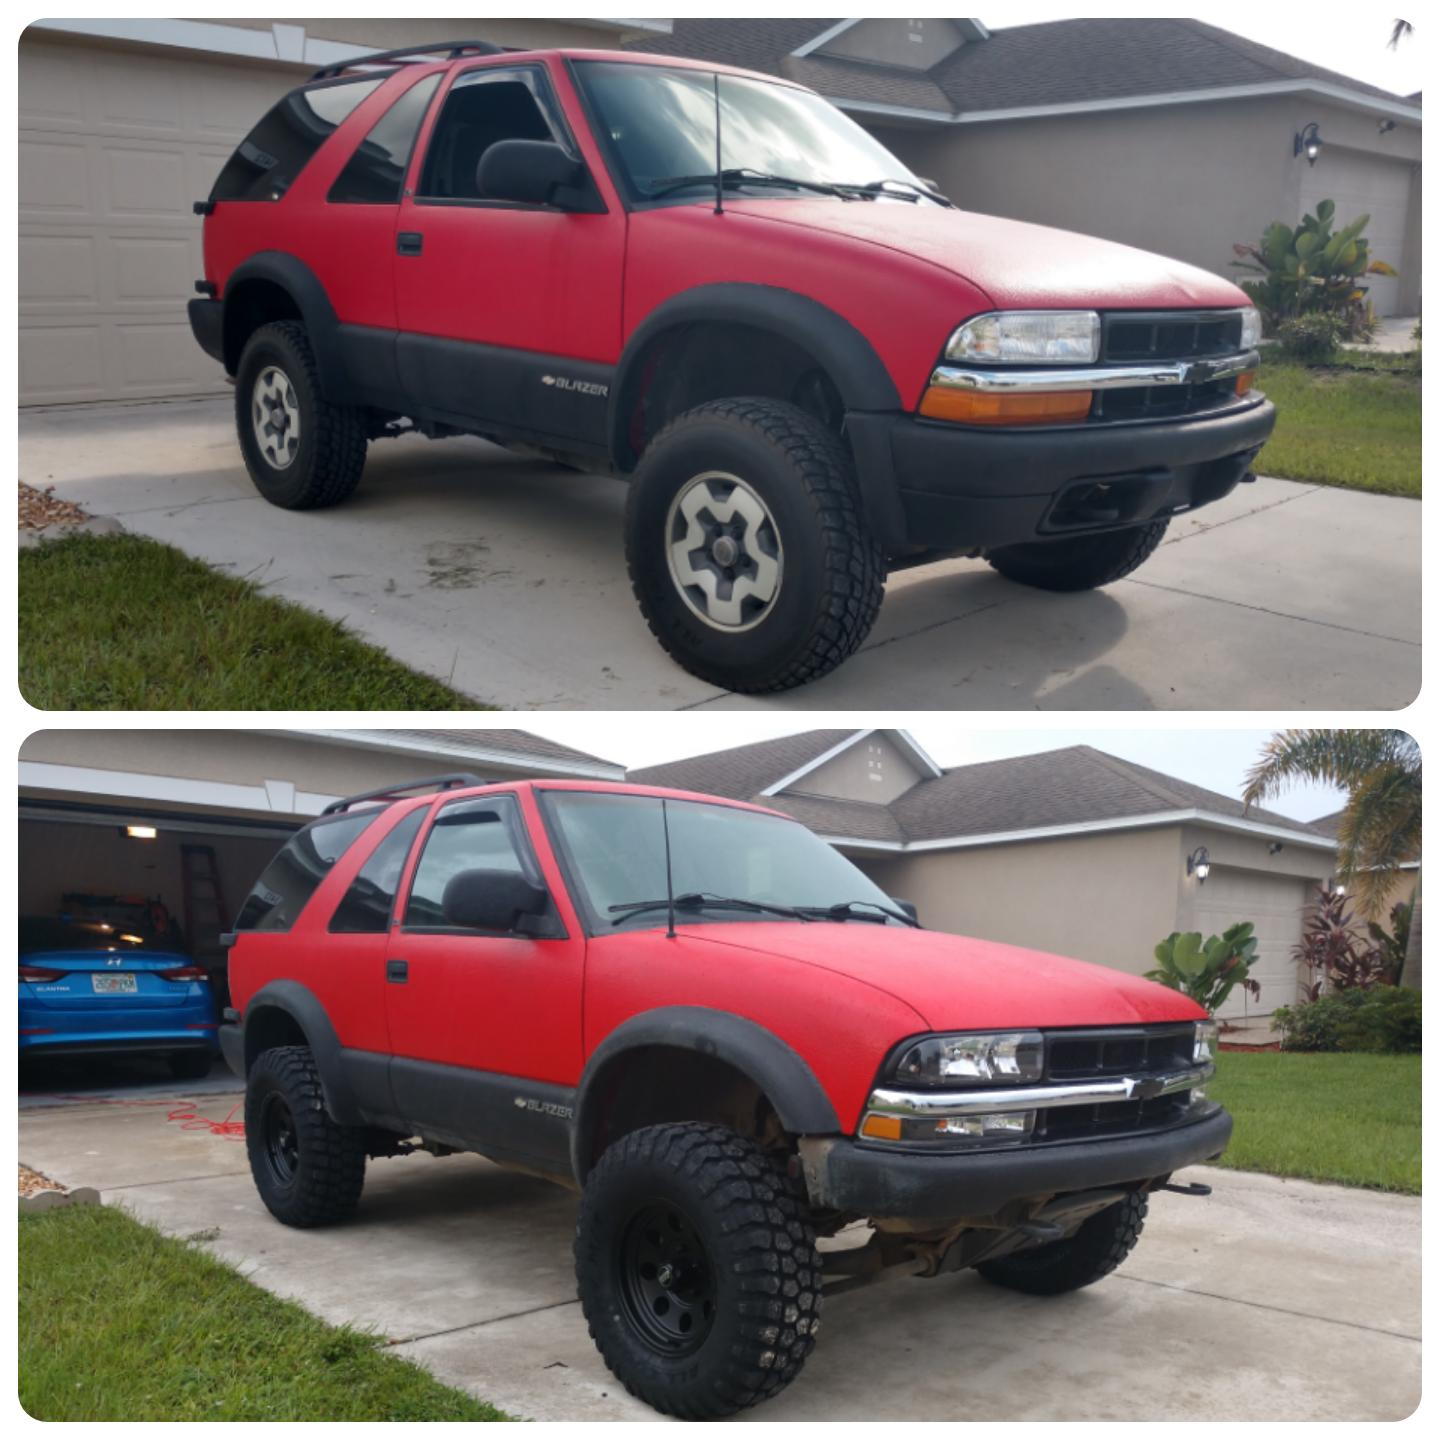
[[608, 892, 812, 926], [797, 899, 921, 928], [839, 177, 953, 208], [645, 168, 854, 201]]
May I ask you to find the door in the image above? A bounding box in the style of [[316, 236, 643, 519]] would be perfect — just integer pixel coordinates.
[[393, 60, 626, 442], [385, 791, 584, 1165], [1193, 867, 1308, 1021]]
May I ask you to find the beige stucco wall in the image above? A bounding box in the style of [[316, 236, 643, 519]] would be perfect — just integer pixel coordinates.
[[881, 94, 1421, 311], [822, 19, 966, 71], [792, 734, 926, 806]]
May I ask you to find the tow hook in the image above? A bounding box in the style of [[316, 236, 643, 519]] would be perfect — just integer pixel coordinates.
[[1158, 1180, 1213, 1197]]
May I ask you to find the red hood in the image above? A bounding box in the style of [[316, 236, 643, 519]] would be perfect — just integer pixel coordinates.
[[680, 921, 1205, 1032], [728, 199, 1249, 311]]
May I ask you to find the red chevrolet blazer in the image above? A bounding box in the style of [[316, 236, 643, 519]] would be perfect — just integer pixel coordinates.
[[220, 774, 1230, 1417], [189, 41, 1275, 691]]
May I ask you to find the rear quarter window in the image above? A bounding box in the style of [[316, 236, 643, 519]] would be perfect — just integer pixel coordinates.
[[235, 811, 377, 932], [210, 75, 386, 202]]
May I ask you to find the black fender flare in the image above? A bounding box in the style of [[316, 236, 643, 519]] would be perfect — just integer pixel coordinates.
[[570, 1005, 841, 1181], [607, 282, 902, 470], [242, 979, 363, 1125], [222, 251, 349, 400]]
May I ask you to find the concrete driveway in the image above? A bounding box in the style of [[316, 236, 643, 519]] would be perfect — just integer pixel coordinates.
[[20, 397, 1419, 710], [20, 1083, 1420, 1422]]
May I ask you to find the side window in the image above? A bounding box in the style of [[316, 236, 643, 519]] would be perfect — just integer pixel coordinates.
[[328, 73, 441, 204], [328, 809, 425, 933], [211, 75, 384, 202], [404, 795, 536, 928], [235, 811, 377, 932], [416, 69, 560, 200]]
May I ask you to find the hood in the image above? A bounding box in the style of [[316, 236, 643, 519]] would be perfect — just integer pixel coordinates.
[[683, 922, 1205, 1032], [726, 198, 1249, 311]]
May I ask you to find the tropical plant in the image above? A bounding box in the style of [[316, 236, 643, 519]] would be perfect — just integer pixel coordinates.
[[1244, 729, 1420, 989], [1273, 986, 1421, 1053], [1367, 898, 1414, 987], [1147, 923, 1260, 1015], [1231, 199, 1399, 335], [1292, 887, 1390, 998]]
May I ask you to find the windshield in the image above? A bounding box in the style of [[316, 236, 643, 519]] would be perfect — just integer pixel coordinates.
[[574, 60, 925, 201], [545, 792, 904, 930]]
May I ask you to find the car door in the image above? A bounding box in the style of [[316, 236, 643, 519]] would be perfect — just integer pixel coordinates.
[[392, 59, 626, 447], [384, 790, 584, 1171]]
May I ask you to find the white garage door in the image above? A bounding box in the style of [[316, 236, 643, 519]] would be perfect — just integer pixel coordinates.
[[1298, 148, 1414, 317], [19, 39, 294, 405], [1193, 868, 1308, 1021]]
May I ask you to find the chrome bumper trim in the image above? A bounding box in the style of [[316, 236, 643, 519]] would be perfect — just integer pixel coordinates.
[[868, 1062, 1214, 1118], [929, 352, 1260, 395]]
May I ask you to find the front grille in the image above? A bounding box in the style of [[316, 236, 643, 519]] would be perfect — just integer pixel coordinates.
[[1102, 311, 1244, 363], [1042, 1093, 1192, 1142]]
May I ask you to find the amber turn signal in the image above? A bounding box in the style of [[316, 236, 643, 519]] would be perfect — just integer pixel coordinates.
[[860, 1113, 903, 1141], [918, 386, 1093, 425], [1234, 370, 1257, 396]]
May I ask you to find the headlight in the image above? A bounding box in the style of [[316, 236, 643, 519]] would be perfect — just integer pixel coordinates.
[[893, 1030, 1045, 1085], [1194, 1019, 1218, 1065], [1239, 307, 1262, 350], [945, 311, 1101, 365]]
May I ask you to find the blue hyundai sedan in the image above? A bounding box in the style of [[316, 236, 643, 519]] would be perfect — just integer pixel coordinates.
[[19, 916, 219, 1079]]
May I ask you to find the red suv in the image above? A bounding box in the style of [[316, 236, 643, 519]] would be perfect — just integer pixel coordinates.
[[221, 774, 1230, 1418], [190, 41, 1275, 693]]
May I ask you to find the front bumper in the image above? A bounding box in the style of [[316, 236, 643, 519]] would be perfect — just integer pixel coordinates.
[[800, 1107, 1233, 1221], [846, 398, 1276, 553]]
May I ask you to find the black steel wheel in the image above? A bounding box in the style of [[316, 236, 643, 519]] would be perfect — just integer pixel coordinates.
[[259, 1090, 300, 1188], [618, 1199, 717, 1356]]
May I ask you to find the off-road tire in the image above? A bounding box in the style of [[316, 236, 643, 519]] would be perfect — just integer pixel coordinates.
[[244, 1045, 367, 1228], [168, 1050, 213, 1081], [987, 519, 1169, 592], [575, 1122, 822, 1419], [976, 1192, 1148, 1295], [624, 398, 884, 692], [235, 320, 367, 510]]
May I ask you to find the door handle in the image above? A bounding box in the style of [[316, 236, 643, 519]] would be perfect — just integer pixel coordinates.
[[397, 231, 424, 257], [386, 958, 409, 983]]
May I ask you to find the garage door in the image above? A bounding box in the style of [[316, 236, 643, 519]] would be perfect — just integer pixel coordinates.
[[1298, 147, 1414, 317], [1193, 868, 1308, 1021], [19, 39, 295, 405]]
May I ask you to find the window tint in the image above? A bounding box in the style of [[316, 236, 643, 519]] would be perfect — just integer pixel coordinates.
[[328, 73, 441, 204], [417, 70, 558, 200], [404, 796, 531, 927], [235, 812, 376, 932], [328, 809, 425, 933], [211, 76, 384, 202]]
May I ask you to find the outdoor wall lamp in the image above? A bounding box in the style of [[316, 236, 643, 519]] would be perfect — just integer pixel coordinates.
[[1187, 846, 1211, 883], [1294, 121, 1323, 165], [123, 824, 157, 840]]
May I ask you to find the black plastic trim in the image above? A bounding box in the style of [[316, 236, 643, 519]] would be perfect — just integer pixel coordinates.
[[240, 979, 365, 1124], [219, 251, 346, 390], [187, 298, 224, 364]]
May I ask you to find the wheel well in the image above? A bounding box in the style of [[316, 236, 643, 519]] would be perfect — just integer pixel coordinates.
[[243, 1006, 309, 1072], [621, 322, 846, 470], [222, 278, 302, 374], [579, 1046, 786, 1176]]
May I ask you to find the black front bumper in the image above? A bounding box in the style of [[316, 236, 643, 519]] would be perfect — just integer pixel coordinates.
[[847, 399, 1276, 553], [188, 298, 225, 364], [803, 1108, 1233, 1221]]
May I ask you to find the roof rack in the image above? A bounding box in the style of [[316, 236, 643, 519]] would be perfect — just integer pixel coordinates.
[[310, 39, 505, 82], [321, 773, 489, 816]]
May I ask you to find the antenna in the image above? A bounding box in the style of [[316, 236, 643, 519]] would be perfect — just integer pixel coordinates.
[[712, 71, 724, 216], [661, 799, 678, 938]]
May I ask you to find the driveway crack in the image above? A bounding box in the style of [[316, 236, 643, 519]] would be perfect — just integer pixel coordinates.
[[1160, 483, 1317, 545], [386, 1297, 581, 1347]]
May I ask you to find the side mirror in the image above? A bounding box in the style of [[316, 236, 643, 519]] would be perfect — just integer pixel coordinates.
[[442, 868, 548, 933], [891, 898, 919, 924], [477, 139, 587, 209]]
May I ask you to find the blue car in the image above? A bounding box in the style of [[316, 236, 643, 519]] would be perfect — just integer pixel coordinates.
[[19, 916, 219, 1079]]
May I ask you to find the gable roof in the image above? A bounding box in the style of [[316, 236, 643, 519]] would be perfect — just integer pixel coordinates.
[[630, 732, 1333, 851], [625, 18, 1416, 122]]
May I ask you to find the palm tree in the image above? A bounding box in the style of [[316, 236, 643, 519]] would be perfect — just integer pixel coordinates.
[[1244, 729, 1420, 989], [1388, 19, 1414, 49]]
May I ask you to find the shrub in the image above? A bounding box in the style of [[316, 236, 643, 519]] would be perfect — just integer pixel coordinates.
[[1275, 313, 1344, 364], [1292, 886, 1389, 997], [1272, 987, 1421, 1054]]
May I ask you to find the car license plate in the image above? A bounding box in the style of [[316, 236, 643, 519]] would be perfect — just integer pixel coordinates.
[[91, 974, 138, 995]]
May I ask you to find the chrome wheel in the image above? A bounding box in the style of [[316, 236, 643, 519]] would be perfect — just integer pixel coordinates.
[[251, 365, 301, 470], [665, 471, 783, 632]]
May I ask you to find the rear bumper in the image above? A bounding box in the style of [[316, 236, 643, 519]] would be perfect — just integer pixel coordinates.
[[800, 1107, 1233, 1221], [219, 1022, 244, 1078], [188, 298, 225, 364], [19, 1033, 219, 1059], [847, 398, 1276, 553]]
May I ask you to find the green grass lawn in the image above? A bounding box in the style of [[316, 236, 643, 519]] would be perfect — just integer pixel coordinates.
[[20, 533, 479, 710], [1257, 363, 1420, 498], [1207, 1050, 1421, 1194], [20, 1204, 509, 1421]]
